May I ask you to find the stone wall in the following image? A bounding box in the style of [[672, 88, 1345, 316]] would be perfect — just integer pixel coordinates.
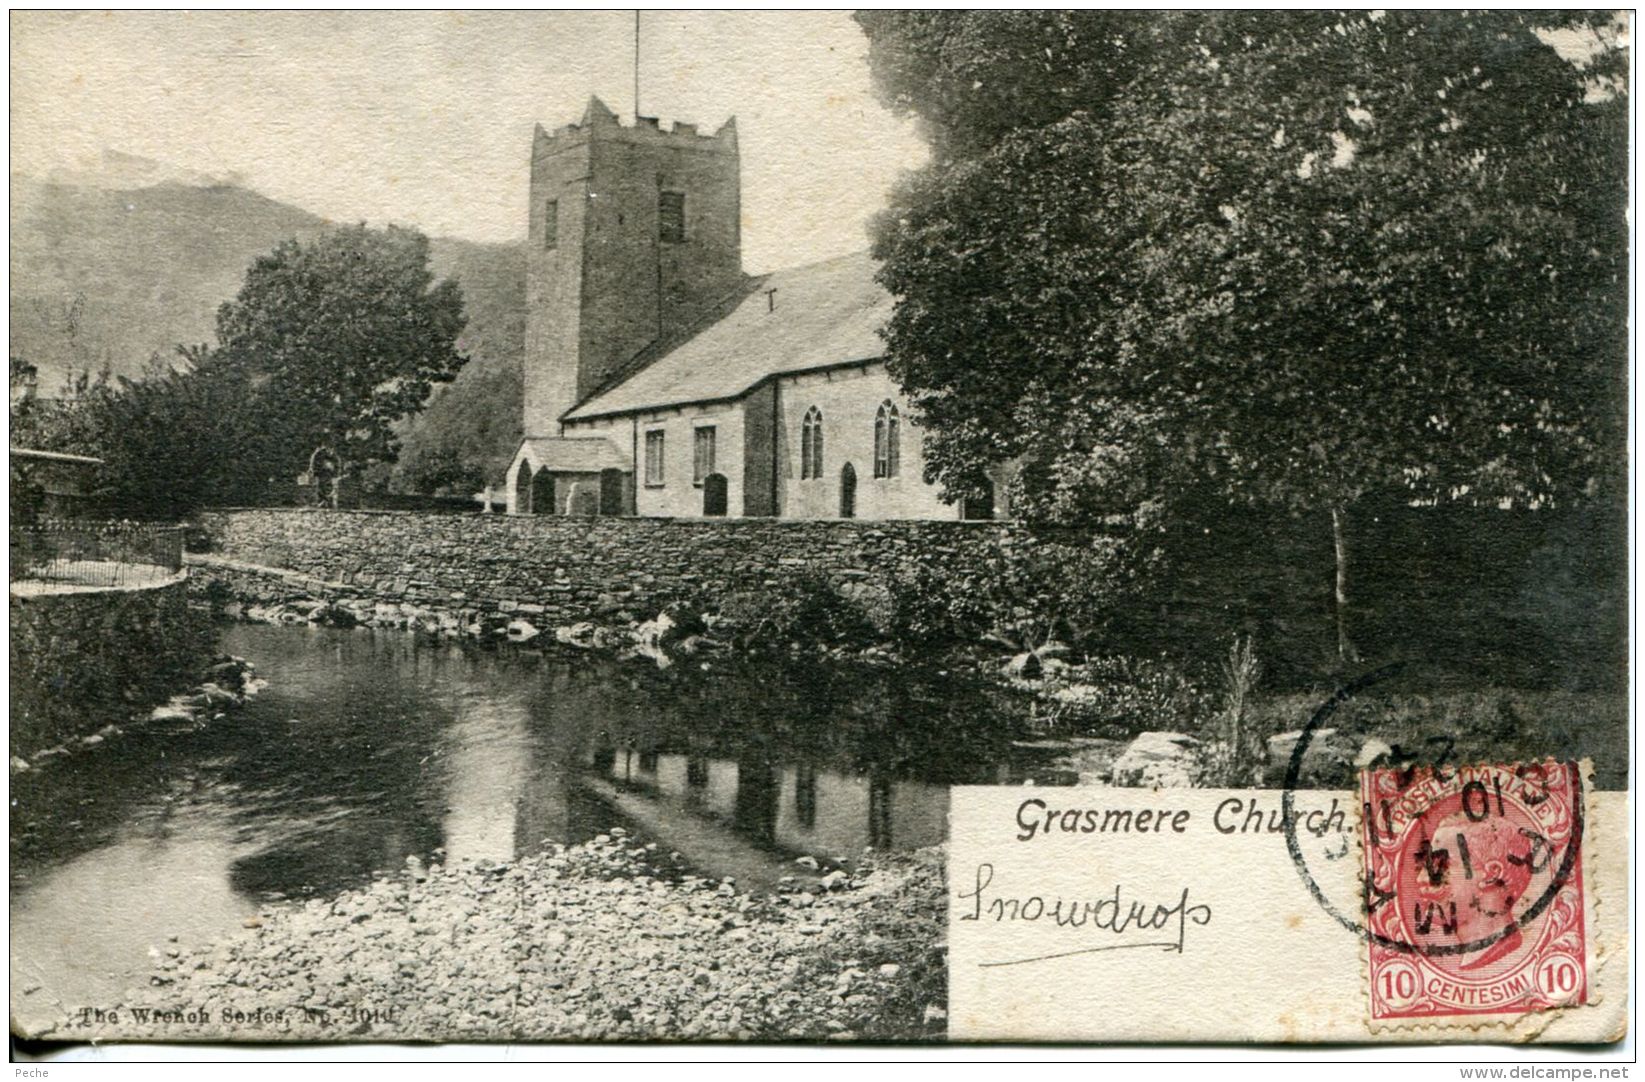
[[191, 505, 1624, 692], [10, 577, 212, 751], [192, 509, 1037, 630]]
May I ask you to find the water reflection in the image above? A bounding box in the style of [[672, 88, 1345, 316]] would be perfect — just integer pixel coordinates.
[[11, 623, 1054, 1014], [580, 744, 949, 884], [13, 625, 1049, 896], [440, 691, 535, 865], [588, 719, 988, 867]]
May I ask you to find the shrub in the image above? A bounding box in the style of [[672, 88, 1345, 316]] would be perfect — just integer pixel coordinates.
[[886, 562, 989, 648], [1039, 654, 1213, 735], [714, 573, 878, 652], [1195, 635, 1268, 787], [887, 533, 1123, 655]]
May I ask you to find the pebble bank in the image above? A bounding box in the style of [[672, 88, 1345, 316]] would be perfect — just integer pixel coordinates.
[[37, 832, 947, 1043]]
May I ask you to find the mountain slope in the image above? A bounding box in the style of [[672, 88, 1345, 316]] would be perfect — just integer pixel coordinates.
[[10, 176, 525, 492], [395, 237, 525, 493], [11, 179, 332, 384]]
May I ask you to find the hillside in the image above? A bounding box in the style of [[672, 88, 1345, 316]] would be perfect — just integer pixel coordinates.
[[393, 236, 525, 494], [10, 179, 331, 383], [10, 174, 525, 493]]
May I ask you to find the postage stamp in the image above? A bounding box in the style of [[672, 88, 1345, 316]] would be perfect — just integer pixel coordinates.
[[1360, 760, 1589, 1022]]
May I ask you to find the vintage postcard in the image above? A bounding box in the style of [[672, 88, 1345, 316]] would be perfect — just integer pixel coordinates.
[[9, 10, 1630, 1051]]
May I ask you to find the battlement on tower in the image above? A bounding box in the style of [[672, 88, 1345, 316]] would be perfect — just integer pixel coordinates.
[[523, 93, 745, 439], [533, 96, 738, 160]]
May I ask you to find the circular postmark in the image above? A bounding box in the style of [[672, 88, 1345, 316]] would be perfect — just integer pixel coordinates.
[[1279, 663, 1586, 964], [1385, 770, 1562, 973]]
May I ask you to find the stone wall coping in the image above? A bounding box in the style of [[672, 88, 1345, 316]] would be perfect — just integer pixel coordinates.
[[197, 508, 1016, 531], [9, 569, 189, 600], [202, 507, 480, 518], [185, 552, 347, 590]]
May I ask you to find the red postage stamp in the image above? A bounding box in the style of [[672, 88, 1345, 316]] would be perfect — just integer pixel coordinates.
[[1360, 759, 1588, 1022]]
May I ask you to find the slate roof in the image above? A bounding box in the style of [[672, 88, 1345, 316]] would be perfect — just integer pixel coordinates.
[[516, 436, 630, 473], [563, 250, 889, 421]]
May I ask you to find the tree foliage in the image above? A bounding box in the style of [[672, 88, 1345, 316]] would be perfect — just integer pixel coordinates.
[[212, 224, 467, 500], [10, 224, 468, 516], [390, 359, 522, 496], [11, 351, 271, 518], [858, 11, 1628, 659]]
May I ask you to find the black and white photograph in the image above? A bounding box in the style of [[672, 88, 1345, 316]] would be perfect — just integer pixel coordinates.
[[7, 8, 1632, 1054]]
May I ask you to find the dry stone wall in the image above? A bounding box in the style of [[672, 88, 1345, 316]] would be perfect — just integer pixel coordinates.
[[10, 577, 213, 751], [191, 509, 1037, 629], [190, 504, 1625, 691]]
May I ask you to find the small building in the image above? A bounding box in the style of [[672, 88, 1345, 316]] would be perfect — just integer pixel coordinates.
[[510, 436, 631, 516], [504, 98, 1010, 521]]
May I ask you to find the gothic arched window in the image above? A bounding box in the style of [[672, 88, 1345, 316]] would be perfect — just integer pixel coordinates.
[[801, 406, 824, 480], [874, 400, 900, 479]]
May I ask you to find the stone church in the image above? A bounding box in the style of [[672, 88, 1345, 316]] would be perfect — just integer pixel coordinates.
[[504, 98, 1005, 520]]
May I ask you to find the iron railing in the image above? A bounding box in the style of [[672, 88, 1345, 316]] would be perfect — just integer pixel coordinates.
[[10, 520, 184, 588]]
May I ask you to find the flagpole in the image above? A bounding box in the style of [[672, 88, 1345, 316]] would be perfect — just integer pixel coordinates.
[[633, 10, 640, 121]]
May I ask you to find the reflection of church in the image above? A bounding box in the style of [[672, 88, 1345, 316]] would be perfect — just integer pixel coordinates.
[[505, 98, 1009, 521], [590, 741, 949, 867]]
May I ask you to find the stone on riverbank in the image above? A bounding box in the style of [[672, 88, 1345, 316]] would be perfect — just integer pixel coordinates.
[[506, 619, 540, 642], [27, 654, 262, 771], [1262, 727, 1363, 787], [1108, 731, 1199, 788], [633, 611, 678, 650], [44, 835, 946, 1044]]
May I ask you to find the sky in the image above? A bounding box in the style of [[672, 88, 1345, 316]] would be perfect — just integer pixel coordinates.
[[10, 11, 930, 270]]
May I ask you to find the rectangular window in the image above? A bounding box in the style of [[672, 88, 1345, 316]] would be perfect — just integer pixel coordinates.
[[543, 199, 558, 249], [659, 190, 685, 244], [644, 430, 665, 486], [693, 426, 716, 484]]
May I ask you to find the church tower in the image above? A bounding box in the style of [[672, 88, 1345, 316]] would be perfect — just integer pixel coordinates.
[[523, 97, 743, 436]]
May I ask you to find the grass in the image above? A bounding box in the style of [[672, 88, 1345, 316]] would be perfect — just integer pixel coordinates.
[[1019, 643, 1627, 790], [1242, 685, 1628, 790], [1196, 635, 1267, 787]]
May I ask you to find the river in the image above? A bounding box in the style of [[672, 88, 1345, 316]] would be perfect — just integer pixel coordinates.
[[10, 623, 1064, 1030]]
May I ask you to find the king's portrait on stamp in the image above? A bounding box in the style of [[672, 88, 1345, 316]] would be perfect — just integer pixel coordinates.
[[8, 10, 1630, 1052], [1361, 760, 1589, 1023]]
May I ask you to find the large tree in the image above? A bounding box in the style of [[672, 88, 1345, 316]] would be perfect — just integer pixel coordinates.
[[214, 224, 467, 505], [11, 224, 469, 516], [858, 10, 1628, 662]]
